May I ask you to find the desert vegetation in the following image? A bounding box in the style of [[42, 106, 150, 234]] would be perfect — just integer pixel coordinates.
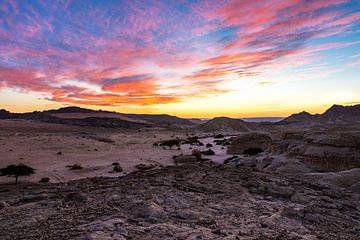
[[156, 139, 183, 149], [0, 163, 35, 184], [68, 163, 83, 170]]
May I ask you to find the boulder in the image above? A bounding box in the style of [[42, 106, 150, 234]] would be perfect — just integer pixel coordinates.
[[256, 156, 273, 170], [191, 149, 202, 160], [65, 192, 87, 203], [135, 164, 155, 171], [201, 149, 215, 156], [131, 200, 167, 222], [0, 201, 9, 210], [227, 132, 272, 154]]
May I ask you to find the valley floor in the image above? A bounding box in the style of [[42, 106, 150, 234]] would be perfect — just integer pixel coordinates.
[[1, 119, 359, 239], [0, 119, 189, 183]]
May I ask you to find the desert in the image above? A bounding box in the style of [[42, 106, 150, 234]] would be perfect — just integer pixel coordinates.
[[0, 105, 360, 239]]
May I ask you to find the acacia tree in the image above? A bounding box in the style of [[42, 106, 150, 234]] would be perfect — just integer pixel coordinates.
[[0, 163, 35, 184]]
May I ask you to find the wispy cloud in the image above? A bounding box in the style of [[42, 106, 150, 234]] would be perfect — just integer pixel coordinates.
[[0, 0, 359, 107]]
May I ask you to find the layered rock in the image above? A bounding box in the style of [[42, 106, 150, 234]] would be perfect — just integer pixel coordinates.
[[227, 132, 272, 154], [272, 130, 360, 171]]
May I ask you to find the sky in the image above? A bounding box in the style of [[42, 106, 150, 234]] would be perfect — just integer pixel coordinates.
[[0, 0, 359, 118]]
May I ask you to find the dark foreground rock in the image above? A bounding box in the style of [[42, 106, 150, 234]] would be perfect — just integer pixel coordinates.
[[0, 163, 359, 240]]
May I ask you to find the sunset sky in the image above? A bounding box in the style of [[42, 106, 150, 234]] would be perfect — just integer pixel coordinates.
[[0, 0, 359, 117]]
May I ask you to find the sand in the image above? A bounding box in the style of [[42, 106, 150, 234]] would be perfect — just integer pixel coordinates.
[[0, 120, 184, 183], [0, 119, 236, 183]]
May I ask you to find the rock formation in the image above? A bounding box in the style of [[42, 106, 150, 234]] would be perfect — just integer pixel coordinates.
[[227, 132, 272, 154], [0, 163, 359, 239]]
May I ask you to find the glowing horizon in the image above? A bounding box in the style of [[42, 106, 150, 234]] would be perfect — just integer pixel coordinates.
[[0, 0, 359, 118]]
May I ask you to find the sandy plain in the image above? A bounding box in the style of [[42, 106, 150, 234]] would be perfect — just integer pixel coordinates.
[[0, 119, 233, 183]]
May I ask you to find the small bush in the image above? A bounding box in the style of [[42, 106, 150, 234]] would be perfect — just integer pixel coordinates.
[[39, 177, 50, 183], [192, 149, 202, 160], [113, 165, 123, 172], [214, 134, 224, 139], [70, 163, 83, 170], [112, 162, 120, 166], [206, 143, 213, 148], [158, 139, 183, 149]]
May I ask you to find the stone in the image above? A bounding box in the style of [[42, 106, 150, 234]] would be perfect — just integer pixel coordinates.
[[281, 206, 305, 219], [135, 164, 155, 171], [65, 192, 87, 203], [131, 200, 167, 222], [174, 155, 197, 165], [0, 201, 9, 209], [201, 149, 215, 155]]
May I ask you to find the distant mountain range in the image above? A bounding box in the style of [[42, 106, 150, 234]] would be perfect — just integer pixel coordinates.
[[1, 104, 359, 130], [0, 106, 194, 128], [241, 117, 284, 123]]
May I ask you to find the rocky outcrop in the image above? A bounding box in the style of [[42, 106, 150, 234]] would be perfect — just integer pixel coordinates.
[[0, 110, 12, 119], [0, 163, 359, 239], [227, 132, 272, 154], [278, 104, 360, 126], [272, 130, 360, 171], [323, 104, 360, 119]]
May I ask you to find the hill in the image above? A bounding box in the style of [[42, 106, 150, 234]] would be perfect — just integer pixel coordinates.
[[323, 104, 360, 119], [0, 107, 194, 128], [195, 117, 259, 133], [280, 111, 315, 123]]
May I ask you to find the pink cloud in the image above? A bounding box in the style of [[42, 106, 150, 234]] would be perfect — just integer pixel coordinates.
[[0, 0, 359, 108]]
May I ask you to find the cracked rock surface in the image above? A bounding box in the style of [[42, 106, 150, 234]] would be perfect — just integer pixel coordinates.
[[0, 163, 359, 240]]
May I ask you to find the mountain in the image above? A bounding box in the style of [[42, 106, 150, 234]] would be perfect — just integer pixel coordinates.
[[280, 111, 315, 123], [0, 106, 195, 128], [322, 104, 360, 118], [195, 117, 259, 133], [279, 104, 360, 125]]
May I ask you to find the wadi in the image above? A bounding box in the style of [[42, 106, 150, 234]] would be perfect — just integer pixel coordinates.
[[0, 104, 359, 239]]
